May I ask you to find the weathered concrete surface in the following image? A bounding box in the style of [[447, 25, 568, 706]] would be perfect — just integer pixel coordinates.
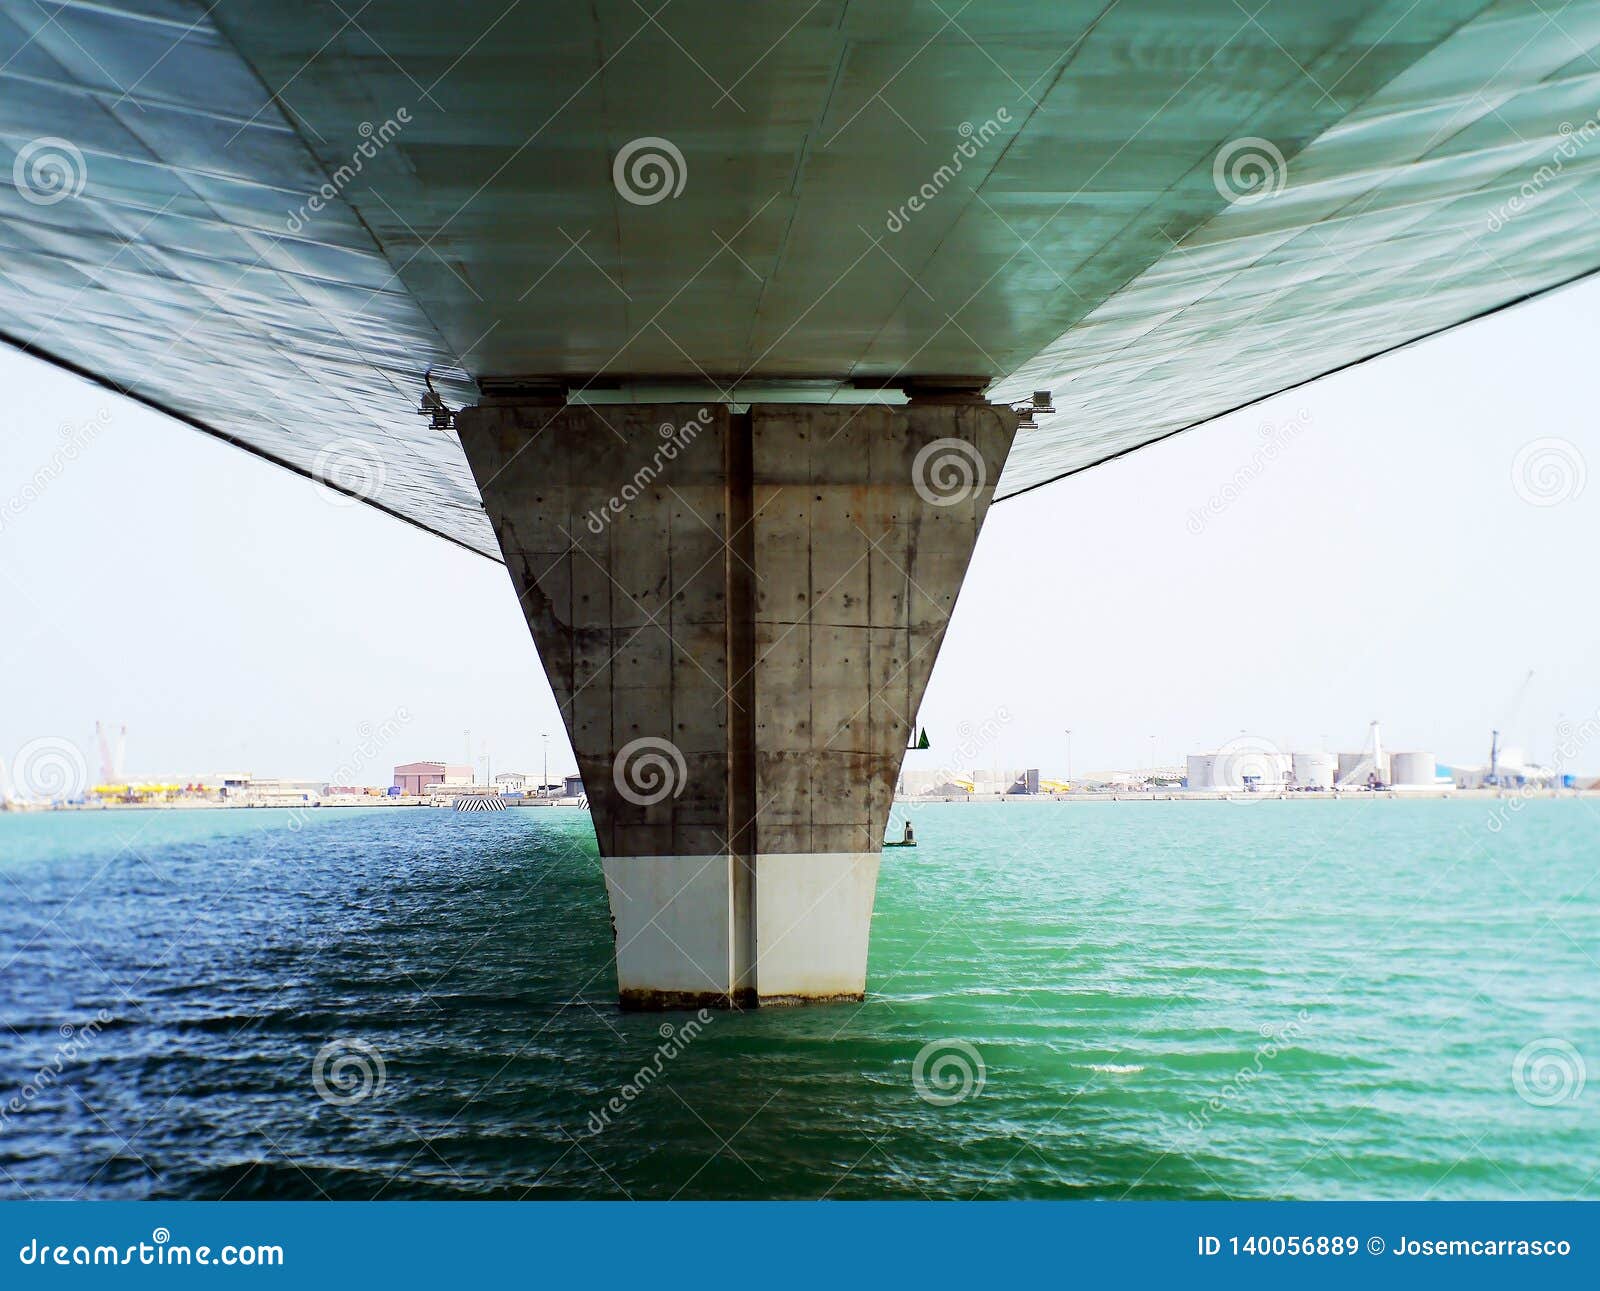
[[458, 401, 1015, 1007]]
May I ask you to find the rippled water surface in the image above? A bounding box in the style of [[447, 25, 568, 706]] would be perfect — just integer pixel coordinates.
[[0, 800, 1595, 1199]]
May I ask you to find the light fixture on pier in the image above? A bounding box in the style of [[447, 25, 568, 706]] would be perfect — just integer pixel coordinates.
[[417, 372, 457, 431], [1011, 389, 1054, 430]]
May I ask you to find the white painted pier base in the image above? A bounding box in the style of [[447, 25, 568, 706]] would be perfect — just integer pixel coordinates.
[[602, 853, 880, 1007]]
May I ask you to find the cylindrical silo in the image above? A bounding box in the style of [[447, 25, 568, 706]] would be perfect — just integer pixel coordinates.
[[1213, 745, 1290, 790], [1390, 752, 1436, 788], [1292, 751, 1337, 789], [1337, 752, 1392, 785], [1186, 754, 1216, 790]]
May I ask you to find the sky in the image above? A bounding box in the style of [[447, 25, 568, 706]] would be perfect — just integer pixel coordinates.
[[1, 274, 1596, 787]]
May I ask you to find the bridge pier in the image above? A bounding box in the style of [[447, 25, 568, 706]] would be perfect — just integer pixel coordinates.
[[457, 398, 1015, 1007]]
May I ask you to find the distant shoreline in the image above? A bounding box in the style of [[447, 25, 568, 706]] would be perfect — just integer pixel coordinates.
[[894, 788, 1598, 803], [7, 789, 1595, 816], [0, 798, 589, 815]]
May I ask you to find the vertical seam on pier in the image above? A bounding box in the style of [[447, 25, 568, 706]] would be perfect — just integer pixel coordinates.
[[725, 409, 757, 1002]]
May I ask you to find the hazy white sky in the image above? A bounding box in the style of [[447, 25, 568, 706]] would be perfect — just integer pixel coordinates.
[[2, 274, 1596, 785]]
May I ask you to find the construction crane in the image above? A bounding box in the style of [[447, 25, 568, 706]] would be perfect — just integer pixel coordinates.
[[94, 721, 125, 784], [1486, 670, 1534, 787], [1335, 720, 1386, 789]]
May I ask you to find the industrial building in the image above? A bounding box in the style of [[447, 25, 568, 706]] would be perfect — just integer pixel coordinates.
[[1449, 749, 1561, 790], [393, 762, 474, 795]]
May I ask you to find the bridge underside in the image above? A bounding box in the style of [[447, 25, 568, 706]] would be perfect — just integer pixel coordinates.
[[459, 398, 1015, 1005], [7, 1, 1600, 1003], [7, 3, 1600, 553]]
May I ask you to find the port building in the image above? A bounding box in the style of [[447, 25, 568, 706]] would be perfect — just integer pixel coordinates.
[[393, 763, 474, 795]]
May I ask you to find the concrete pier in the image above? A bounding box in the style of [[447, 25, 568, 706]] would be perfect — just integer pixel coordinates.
[[458, 400, 1015, 1007]]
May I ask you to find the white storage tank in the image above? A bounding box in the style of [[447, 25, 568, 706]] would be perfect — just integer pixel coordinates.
[[1186, 754, 1217, 790], [1291, 751, 1337, 789], [1337, 751, 1391, 785], [1213, 745, 1291, 790], [1390, 752, 1436, 788]]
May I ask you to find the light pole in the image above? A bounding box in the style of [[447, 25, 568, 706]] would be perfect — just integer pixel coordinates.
[[542, 732, 549, 799], [1065, 729, 1073, 789]]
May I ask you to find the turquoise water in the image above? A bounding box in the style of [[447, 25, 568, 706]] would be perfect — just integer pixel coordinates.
[[0, 800, 1594, 1199]]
